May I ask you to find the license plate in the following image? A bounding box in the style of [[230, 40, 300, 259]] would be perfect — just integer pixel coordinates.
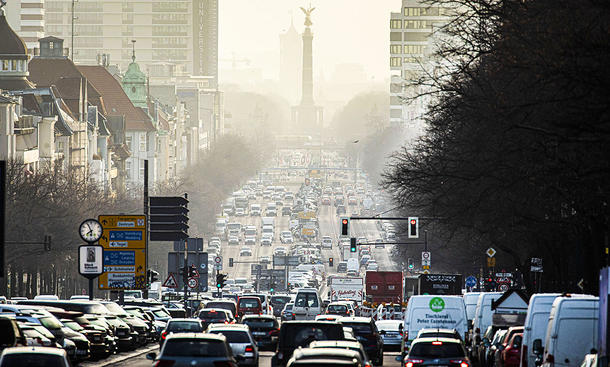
[[253, 332, 266, 336], [76, 350, 88, 355]]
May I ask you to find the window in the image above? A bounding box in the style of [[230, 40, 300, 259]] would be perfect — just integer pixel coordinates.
[[125, 136, 132, 150], [390, 57, 402, 67], [391, 109, 403, 118], [404, 7, 421, 16], [139, 134, 146, 152], [126, 160, 132, 179], [405, 20, 431, 29], [390, 32, 402, 41], [390, 45, 402, 54], [404, 45, 426, 54], [2, 60, 8, 70], [139, 160, 145, 178], [390, 19, 402, 29]]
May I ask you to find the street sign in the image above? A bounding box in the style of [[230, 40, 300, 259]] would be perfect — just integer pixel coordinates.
[[149, 196, 189, 241], [215, 263, 222, 270], [190, 268, 200, 278], [498, 284, 509, 292], [163, 273, 178, 288], [465, 276, 477, 288], [487, 257, 496, 267], [214, 256, 222, 264], [78, 245, 103, 277], [486, 248, 496, 258], [421, 252, 431, 266], [187, 277, 199, 289], [288, 256, 300, 266], [531, 258, 543, 272], [422, 269, 430, 274], [98, 215, 147, 290], [577, 278, 584, 291]]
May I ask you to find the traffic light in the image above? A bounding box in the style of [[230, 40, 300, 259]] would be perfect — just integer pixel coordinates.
[[407, 258, 414, 270], [148, 269, 159, 284], [216, 273, 227, 289], [229, 258, 234, 267], [341, 217, 349, 236], [329, 257, 334, 267], [408, 217, 419, 238], [350, 237, 357, 253]]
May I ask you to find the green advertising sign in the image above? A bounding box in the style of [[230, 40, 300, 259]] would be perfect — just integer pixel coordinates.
[[429, 297, 445, 312]]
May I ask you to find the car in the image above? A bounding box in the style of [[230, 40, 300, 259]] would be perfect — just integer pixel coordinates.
[[0, 347, 71, 367], [280, 231, 294, 244], [336, 205, 346, 215], [376, 320, 403, 351], [241, 315, 280, 351], [282, 207, 292, 216], [346, 270, 359, 277], [271, 321, 346, 367], [286, 347, 363, 367], [147, 333, 238, 367], [241, 293, 274, 316], [244, 236, 256, 246], [360, 255, 371, 266], [207, 324, 259, 367], [348, 197, 358, 205], [237, 297, 263, 319], [260, 256, 271, 264], [326, 302, 354, 317], [229, 236, 240, 246], [366, 261, 379, 271], [0, 316, 26, 351], [321, 236, 333, 249], [281, 303, 295, 321], [374, 238, 385, 248], [235, 207, 246, 216], [159, 318, 204, 346], [250, 204, 262, 216], [315, 314, 342, 322], [338, 317, 384, 366], [321, 196, 331, 205], [261, 236, 273, 247], [198, 308, 233, 328], [240, 247, 253, 256], [403, 337, 469, 367], [274, 247, 287, 256], [308, 340, 372, 367], [337, 261, 348, 273]]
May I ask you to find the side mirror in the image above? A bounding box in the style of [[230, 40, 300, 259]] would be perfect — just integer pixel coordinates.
[[380, 330, 386, 335], [533, 339, 543, 355], [399, 324, 404, 332], [146, 352, 156, 360]]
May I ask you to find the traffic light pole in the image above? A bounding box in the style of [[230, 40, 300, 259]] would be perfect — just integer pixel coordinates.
[[183, 238, 188, 316], [143, 160, 149, 299]]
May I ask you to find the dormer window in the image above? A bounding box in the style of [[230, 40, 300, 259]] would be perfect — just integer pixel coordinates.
[[2, 60, 8, 70], [49, 41, 54, 49]]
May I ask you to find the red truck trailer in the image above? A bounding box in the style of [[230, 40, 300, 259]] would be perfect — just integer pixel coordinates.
[[365, 271, 403, 304]]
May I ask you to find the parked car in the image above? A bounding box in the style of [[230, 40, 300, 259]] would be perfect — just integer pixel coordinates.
[[0, 347, 71, 367]]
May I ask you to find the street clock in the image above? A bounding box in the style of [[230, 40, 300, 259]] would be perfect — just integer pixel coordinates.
[[79, 219, 103, 243]]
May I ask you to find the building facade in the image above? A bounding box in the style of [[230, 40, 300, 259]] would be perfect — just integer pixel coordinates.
[[389, 0, 450, 129], [5, 0, 45, 52]]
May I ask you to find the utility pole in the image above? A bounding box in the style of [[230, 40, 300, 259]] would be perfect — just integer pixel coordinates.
[[71, 0, 76, 60], [143, 160, 149, 299]]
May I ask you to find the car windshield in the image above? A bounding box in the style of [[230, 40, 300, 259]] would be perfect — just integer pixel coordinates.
[[199, 311, 227, 320], [39, 316, 63, 330], [284, 324, 344, 348], [420, 332, 457, 339], [102, 302, 129, 315], [63, 321, 84, 332], [409, 342, 466, 358], [167, 321, 202, 332], [207, 302, 235, 310], [243, 318, 276, 328], [295, 293, 319, 307], [328, 305, 348, 312], [0, 354, 65, 366], [162, 339, 227, 357], [209, 330, 250, 343], [239, 299, 260, 308], [152, 309, 171, 318]]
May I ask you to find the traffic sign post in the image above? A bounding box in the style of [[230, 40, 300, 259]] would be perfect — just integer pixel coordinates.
[[78, 245, 103, 300], [421, 251, 431, 267], [465, 276, 477, 289], [149, 196, 189, 241], [187, 277, 199, 289], [163, 273, 178, 288], [486, 248, 497, 257], [98, 215, 147, 290]]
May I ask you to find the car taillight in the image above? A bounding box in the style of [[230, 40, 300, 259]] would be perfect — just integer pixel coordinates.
[[522, 345, 528, 367], [245, 346, 254, 353], [450, 360, 469, 367], [405, 358, 424, 367], [154, 360, 175, 367], [161, 331, 168, 340], [268, 328, 280, 336], [546, 354, 554, 364], [432, 341, 443, 345]]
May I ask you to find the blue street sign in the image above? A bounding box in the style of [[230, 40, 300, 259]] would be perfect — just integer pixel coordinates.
[[465, 276, 477, 288], [103, 251, 135, 265], [109, 231, 143, 241]]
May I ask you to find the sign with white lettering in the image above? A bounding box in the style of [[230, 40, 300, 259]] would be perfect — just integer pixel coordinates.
[[79, 245, 103, 277]]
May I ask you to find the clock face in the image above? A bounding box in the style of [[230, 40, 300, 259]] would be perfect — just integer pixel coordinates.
[[79, 219, 103, 243]]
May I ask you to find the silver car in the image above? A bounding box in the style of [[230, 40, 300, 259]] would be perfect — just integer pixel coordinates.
[[376, 319, 403, 351], [0, 347, 71, 367], [147, 333, 237, 367], [207, 324, 258, 367]]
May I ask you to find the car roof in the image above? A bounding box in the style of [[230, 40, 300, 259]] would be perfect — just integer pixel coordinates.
[[165, 332, 226, 341], [1, 346, 67, 356], [309, 340, 363, 349], [412, 337, 463, 344], [294, 348, 361, 359], [242, 314, 275, 320], [168, 318, 200, 323], [338, 317, 371, 323], [208, 323, 249, 331], [418, 328, 457, 333]]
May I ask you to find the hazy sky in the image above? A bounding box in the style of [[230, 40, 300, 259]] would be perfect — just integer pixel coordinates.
[[219, 0, 401, 82]]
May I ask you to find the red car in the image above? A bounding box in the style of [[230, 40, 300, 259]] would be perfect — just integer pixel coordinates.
[[237, 296, 262, 319], [500, 332, 523, 367]]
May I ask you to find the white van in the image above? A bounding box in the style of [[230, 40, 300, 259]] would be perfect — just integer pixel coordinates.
[[292, 288, 322, 320], [520, 294, 561, 367], [347, 258, 359, 273], [541, 296, 598, 367], [463, 292, 482, 322], [402, 295, 468, 358], [471, 292, 503, 357]]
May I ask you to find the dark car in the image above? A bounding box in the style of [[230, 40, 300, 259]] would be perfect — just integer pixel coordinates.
[[282, 207, 292, 216], [147, 333, 239, 367], [404, 337, 470, 367], [326, 302, 352, 317], [271, 296, 292, 317], [60, 318, 110, 358], [338, 317, 383, 366], [205, 300, 237, 319], [0, 347, 71, 367], [199, 308, 232, 328], [0, 317, 26, 352], [271, 321, 345, 367], [241, 315, 280, 351], [160, 319, 204, 347]]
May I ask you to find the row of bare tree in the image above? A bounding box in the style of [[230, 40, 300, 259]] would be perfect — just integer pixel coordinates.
[[382, 0, 610, 294], [2, 134, 266, 298]]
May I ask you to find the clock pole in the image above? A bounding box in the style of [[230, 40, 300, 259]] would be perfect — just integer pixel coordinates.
[[143, 160, 149, 299]]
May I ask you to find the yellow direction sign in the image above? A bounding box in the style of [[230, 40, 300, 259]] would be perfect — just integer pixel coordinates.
[[487, 257, 496, 267], [98, 215, 147, 290]]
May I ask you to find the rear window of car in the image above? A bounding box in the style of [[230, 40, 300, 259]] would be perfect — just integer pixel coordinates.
[[0, 353, 66, 367], [243, 318, 277, 328], [167, 321, 202, 332], [409, 342, 466, 358], [209, 330, 250, 343], [328, 305, 348, 312], [341, 322, 373, 335], [282, 324, 344, 348], [419, 332, 458, 339], [295, 293, 319, 308], [271, 296, 291, 305], [163, 338, 227, 357], [199, 311, 227, 320], [239, 298, 260, 308], [206, 302, 235, 312]]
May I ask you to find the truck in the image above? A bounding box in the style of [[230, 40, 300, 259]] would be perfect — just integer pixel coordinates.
[[330, 277, 364, 302], [418, 273, 463, 295], [341, 241, 357, 261], [365, 271, 403, 304]]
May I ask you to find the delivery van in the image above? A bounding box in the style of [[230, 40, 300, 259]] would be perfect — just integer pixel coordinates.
[[471, 292, 503, 360], [401, 295, 468, 359], [520, 294, 561, 367], [539, 296, 598, 367]]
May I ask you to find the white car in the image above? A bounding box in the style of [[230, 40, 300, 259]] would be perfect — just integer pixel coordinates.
[[239, 247, 252, 256], [261, 235, 273, 246], [374, 238, 385, 248], [260, 256, 271, 264], [235, 207, 246, 216], [244, 236, 256, 246], [367, 261, 379, 271], [321, 236, 332, 249], [228, 236, 240, 246], [274, 247, 287, 256], [280, 231, 293, 244]]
